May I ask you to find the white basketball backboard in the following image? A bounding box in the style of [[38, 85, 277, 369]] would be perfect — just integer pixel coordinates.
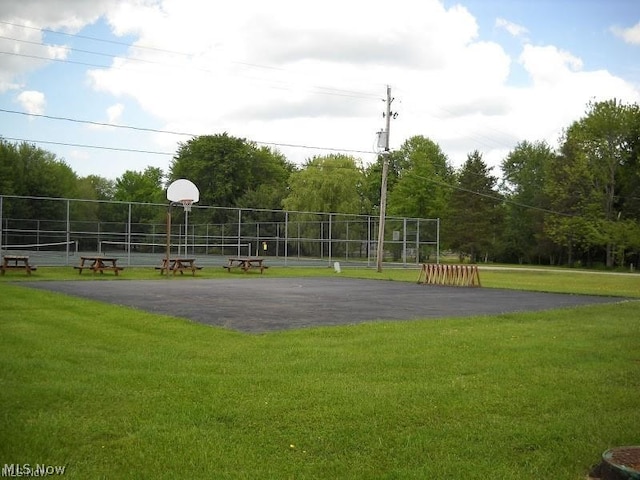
[[167, 179, 200, 203]]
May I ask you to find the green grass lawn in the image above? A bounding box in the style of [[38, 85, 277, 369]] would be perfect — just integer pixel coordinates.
[[1, 266, 639, 479]]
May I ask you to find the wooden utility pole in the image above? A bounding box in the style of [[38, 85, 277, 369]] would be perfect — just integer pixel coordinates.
[[376, 85, 393, 272]]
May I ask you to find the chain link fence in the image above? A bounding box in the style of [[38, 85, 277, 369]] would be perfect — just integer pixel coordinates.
[[0, 195, 439, 267]]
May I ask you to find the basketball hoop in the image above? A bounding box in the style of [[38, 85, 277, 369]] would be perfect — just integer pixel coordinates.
[[166, 179, 200, 260], [180, 199, 193, 213]]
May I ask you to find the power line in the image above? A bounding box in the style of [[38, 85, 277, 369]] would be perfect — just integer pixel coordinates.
[[0, 108, 377, 155], [0, 108, 536, 192], [2, 18, 376, 98], [0, 34, 178, 67], [0, 19, 188, 56], [0, 22, 382, 101], [0, 108, 194, 136], [0, 18, 530, 155], [413, 172, 575, 217], [1, 134, 377, 158], [0, 47, 380, 101], [0, 135, 615, 219], [2, 137, 173, 156], [0, 49, 112, 70]]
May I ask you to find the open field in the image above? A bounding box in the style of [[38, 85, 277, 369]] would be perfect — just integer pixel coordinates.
[[1, 266, 639, 478]]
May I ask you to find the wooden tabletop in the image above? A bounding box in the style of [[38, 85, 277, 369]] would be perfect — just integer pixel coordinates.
[[81, 256, 119, 261]]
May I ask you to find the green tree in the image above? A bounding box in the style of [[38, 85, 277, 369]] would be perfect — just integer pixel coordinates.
[[545, 128, 616, 267], [114, 167, 165, 204], [113, 166, 166, 225], [550, 99, 639, 267], [169, 133, 293, 212], [0, 138, 20, 195], [72, 175, 117, 230], [617, 102, 640, 267], [448, 151, 502, 262], [282, 154, 367, 214], [386, 135, 454, 226], [0, 140, 77, 198], [500, 141, 557, 264], [78, 175, 116, 201], [0, 139, 78, 219], [236, 147, 294, 211], [281, 154, 367, 259], [363, 149, 407, 215]]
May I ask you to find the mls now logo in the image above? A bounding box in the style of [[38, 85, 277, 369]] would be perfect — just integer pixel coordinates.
[[2, 463, 67, 476]]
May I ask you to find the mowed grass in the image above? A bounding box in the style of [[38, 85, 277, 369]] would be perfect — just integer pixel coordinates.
[[1, 267, 639, 479], [2, 262, 640, 297]]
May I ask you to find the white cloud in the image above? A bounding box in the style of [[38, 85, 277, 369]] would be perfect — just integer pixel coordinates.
[[0, 0, 119, 92], [106, 103, 124, 124], [611, 22, 640, 45], [0, 0, 118, 32], [506, 44, 639, 152], [82, 0, 640, 172], [16, 90, 45, 114], [519, 44, 583, 85], [496, 18, 529, 38], [1, 0, 639, 179], [86, 0, 494, 165], [88, 103, 125, 131]]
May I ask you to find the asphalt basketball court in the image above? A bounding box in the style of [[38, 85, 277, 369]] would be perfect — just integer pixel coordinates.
[[22, 277, 624, 333]]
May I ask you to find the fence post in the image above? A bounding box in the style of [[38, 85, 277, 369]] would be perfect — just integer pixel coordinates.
[[127, 202, 132, 266], [346, 219, 349, 261], [320, 219, 324, 260], [402, 217, 407, 266], [416, 219, 420, 265], [0, 195, 3, 253], [328, 213, 333, 264], [284, 211, 289, 266], [66, 199, 71, 264], [367, 215, 372, 267], [237, 208, 242, 257], [436, 218, 440, 264]]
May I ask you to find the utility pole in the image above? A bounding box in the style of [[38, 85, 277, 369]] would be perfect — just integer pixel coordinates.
[[376, 85, 394, 272]]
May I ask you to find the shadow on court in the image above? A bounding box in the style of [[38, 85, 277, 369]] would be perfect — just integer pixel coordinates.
[[21, 277, 626, 333]]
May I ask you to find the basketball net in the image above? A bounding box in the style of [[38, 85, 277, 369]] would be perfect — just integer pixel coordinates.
[[180, 199, 193, 213]]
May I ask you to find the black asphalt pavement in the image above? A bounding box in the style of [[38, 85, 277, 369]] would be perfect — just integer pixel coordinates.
[[21, 277, 626, 333]]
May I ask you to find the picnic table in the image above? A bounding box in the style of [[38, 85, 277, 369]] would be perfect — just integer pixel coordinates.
[[1, 255, 37, 275], [224, 257, 268, 273], [158, 257, 202, 276], [75, 256, 123, 275]]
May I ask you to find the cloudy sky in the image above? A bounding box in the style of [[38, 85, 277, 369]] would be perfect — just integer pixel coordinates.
[[1, 0, 639, 181]]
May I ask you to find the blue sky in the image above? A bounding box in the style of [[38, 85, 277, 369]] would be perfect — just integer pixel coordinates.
[[456, 0, 640, 81], [1, 0, 639, 181]]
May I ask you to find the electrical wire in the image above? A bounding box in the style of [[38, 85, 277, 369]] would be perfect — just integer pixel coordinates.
[[2, 136, 173, 156], [0, 19, 531, 155], [0, 22, 383, 101], [0, 19, 192, 56], [1, 135, 377, 158], [0, 134, 618, 220], [411, 172, 576, 217], [0, 108, 193, 136], [2, 20, 635, 225]]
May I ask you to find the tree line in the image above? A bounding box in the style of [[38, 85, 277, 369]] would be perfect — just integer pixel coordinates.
[[1, 99, 639, 268]]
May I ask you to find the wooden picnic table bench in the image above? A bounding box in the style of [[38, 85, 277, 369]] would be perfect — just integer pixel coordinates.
[[74, 256, 123, 275], [157, 257, 202, 276], [224, 257, 268, 273], [1, 255, 37, 275]]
